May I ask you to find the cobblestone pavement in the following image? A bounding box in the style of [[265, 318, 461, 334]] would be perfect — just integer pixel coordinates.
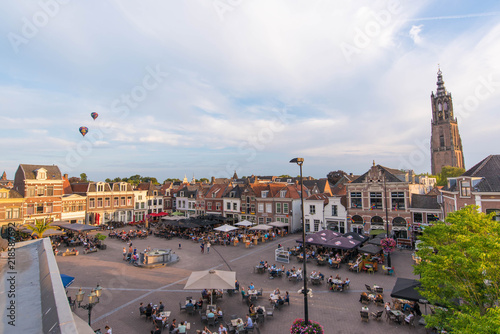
[[57, 232, 427, 334]]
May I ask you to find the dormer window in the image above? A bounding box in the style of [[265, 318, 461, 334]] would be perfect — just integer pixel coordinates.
[[35, 168, 47, 180], [153, 191, 158, 196], [180, 191, 184, 197], [230, 192, 235, 198], [97, 183, 105, 192], [120, 183, 127, 192], [261, 190, 269, 198], [280, 190, 286, 198]]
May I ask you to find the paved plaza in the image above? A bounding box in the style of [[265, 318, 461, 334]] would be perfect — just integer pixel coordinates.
[[57, 232, 428, 334]]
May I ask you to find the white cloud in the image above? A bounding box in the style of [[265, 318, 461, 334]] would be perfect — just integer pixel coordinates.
[[409, 24, 424, 44]]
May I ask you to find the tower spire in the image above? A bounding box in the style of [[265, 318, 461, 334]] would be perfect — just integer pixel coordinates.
[[436, 66, 446, 97]]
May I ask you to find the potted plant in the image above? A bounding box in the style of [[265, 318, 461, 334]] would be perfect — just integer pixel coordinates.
[[95, 233, 107, 250], [290, 318, 324, 334]]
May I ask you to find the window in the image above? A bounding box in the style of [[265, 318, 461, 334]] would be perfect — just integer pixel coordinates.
[[251, 204, 255, 213], [460, 181, 471, 197], [332, 205, 338, 216], [26, 186, 35, 197], [266, 203, 272, 213], [229, 192, 235, 198], [216, 203, 221, 211], [97, 198, 103, 207], [280, 190, 286, 198], [350, 192, 362, 208], [120, 197, 125, 206], [97, 184, 104, 192], [413, 212, 423, 223], [36, 204, 44, 214], [261, 191, 269, 198], [207, 202, 212, 210], [153, 200, 157, 206], [370, 192, 382, 209], [120, 183, 127, 192], [136, 203, 139, 209], [148, 200, 152, 206], [45, 203, 53, 213], [89, 198, 95, 208], [391, 192, 405, 210], [314, 220, 321, 232], [266, 217, 272, 223], [439, 135, 445, 147], [138, 195, 143, 200], [276, 203, 282, 214], [127, 197, 132, 206], [233, 203, 237, 211], [46, 186, 54, 196], [227, 202, 231, 210], [158, 199, 162, 205], [6, 209, 12, 219], [486, 209, 500, 221], [37, 186, 44, 196], [114, 197, 119, 206], [27, 204, 34, 215], [141, 202, 145, 209], [258, 203, 264, 213], [258, 217, 264, 223], [105, 197, 110, 207], [283, 203, 289, 214], [427, 214, 439, 223], [180, 191, 184, 197], [309, 205, 316, 215], [305, 219, 310, 232]]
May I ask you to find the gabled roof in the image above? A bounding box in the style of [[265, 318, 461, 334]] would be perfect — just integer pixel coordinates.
[[205, 184, 228, 199], [351, 165, 408, 184], [446, 155, 500, 192], [410, 194, 440, 210], [0, 185, 23, 198], [306, 193, 330, 205], [71, 183, 90, 194], [18, 164, 62, 180], [62, 176, 73, 195]]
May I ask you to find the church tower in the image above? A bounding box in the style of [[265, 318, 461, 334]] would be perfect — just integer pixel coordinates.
[[430, 68, 465, 175]]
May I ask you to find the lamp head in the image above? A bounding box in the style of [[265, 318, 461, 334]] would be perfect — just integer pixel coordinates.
[[95, 284, 102, 298], [75, 288, 85, 303], [289, 158, 304, 166]]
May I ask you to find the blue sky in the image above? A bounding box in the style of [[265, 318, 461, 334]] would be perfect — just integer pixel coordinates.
[[1, 0, 499, 182]]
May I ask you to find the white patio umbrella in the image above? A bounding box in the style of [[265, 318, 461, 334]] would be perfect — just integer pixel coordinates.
[[184, 270, 236, 305], [268, 221, 289, 228], [235, 220, 254, 227], [213, 224, 239, 232], [249, 224, 273, 231]]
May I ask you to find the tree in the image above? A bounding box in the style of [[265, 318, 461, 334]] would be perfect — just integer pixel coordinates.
[[198, 178, 209, 184], [414, 206, 500, 333], [80, 173, 88, 182], [105, 178, 112, 183], [23, 218, 59, 238], [431, 166, 465, 186], [68, 176, 81, 183]]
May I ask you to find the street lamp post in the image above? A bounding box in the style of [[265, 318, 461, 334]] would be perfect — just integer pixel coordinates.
[[75, 285, 102, 325], [382, 172, 391, 268], [290, 157, 309, 325]]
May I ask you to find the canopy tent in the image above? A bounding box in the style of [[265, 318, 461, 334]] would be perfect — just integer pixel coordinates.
[[235, 220, 254, 227], [148, 212, 169, 217], [343, 232, 369, 243], [213, 224, 239, 232], [60, 274, 75, 288], [172, 211, 185, 216], [249, 224, 273, 231], [52, 223, 101, 232], [358, 244, 383, 255], [184, 269, 236, 305], [370, 229, 387, 236], [367, 238, 383, 246], [390, 278, 424, 302], [323, 236, 361, 250], [268, 221, 289, 228], [296, 230, 343, 247]]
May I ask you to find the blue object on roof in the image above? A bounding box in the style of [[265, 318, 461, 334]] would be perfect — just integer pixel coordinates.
[[60, 274, 75, 288]]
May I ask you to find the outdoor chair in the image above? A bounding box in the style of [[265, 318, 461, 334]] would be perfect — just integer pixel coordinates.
[[371, 310, 383, 321], [256, 313, 265, 324], [200, 311, 208, 324], [365, 284, 373, 293], [374, 287, 384, 294], [266, 306, 274, 317], [207, 317, 216, 327], [405, 315, 416, 327], [186, 305, 195, 315], [360, 311, 369, 322], [179, 302, 186, 312], [67, 296, 76, 311], [257, 288, 263, 297]]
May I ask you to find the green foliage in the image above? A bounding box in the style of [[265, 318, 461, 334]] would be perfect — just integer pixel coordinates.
[[279, 174, 291, 178], [163, 178, 181, 183], [80, 173, 88, 182], [23, 218, 59, 238], [95, 233, 107, 241], [430, 166, 466, 186], [198, 178, 209, 183], [415, 206, 500, 333]]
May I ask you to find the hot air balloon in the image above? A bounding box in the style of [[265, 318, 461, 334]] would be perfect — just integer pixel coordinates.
[[79, 126, 88, 137], [91, 112, 98, 120]]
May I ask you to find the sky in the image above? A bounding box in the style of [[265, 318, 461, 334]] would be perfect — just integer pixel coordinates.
[[1, 0, 500, 182]]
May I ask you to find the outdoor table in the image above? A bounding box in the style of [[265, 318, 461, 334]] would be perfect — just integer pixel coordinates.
[[231, 318, 243, 326], [390, 309, 404, 323], [247, 290, 258, 296], [361, 306, 369, 312], [256, 306, 266, 313], [269, 294, 279, 303], [160, 311, 171, 318]]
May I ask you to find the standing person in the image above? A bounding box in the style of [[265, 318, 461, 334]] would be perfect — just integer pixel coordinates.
[[200, 242, 205, 253], [104, 325, 112, 334], [122, 247, 127, 260], [207, 242, 211, 254]]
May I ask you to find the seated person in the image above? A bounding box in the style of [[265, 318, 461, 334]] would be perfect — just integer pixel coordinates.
[[318, 272, 324, 280], [216, 307, 223, 317], [248, 283, 255, 291], [202, 289, 208, 299], [245, 314, 253, 329], [328, 257, 333, 265], [359, 292, 369, 303], [404, 311, 415, 324], [264, 261, 269, 269], [248, 303, 256, 316], [158, 301, 164, 312], [335, 274, 341, 280], [169, 319, 177, 333], [327, 276, 334, 284], [196, 298, 203, 310], [186, 299, 194, 307], [240, 289, 246, 297], [178, 321, 187, 334], [286, 269, 291, 278], [375, 294, 384, 304], [236, 319, 245, 332]]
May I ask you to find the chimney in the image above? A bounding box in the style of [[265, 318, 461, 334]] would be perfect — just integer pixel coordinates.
[[211, 176, 215, 184], [63, 173, 68, 180]]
